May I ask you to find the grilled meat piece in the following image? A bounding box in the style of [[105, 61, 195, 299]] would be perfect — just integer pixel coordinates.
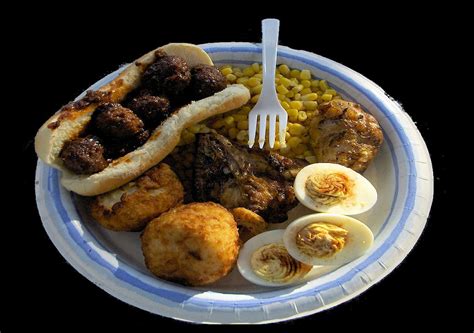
[[194, 133, 307, 223], [311, 100, 383, 173]]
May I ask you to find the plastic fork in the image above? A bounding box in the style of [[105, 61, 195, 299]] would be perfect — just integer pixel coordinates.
[[248, 18, 288, 149]]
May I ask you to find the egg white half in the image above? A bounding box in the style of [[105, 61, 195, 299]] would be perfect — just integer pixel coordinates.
[[294, 163, 377, 215], [237, 230, 335, 287], [284, 213, 374, 266]]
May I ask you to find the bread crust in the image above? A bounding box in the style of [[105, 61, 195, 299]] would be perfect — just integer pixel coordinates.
[[35, 43, 250, 196]]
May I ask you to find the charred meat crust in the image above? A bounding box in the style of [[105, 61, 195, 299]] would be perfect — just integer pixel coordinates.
[[193, 133, 307, 223]]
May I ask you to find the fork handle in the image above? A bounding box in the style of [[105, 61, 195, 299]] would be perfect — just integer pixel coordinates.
[[261, 19, 280, 104]]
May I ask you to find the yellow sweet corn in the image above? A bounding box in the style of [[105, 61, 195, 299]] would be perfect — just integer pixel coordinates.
[[221, 67, 233, 76], [300, 69, 311, 80]]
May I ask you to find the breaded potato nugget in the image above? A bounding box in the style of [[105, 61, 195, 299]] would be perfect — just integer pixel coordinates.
[[90, 163, 183, 231], [141, 202, 240, 286], [231, 207, 267, 242]]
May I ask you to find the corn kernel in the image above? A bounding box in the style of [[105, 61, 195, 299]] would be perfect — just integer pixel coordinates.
[[280, 77, 293, 87], [254, 73, 263, 79], [286, 91, 295, 98], [287, 137, 302, 148], [233, 114, 247, 121], [295, 154, 304, 159], [277, 93, 286, 101], [288, 123, 306, 136], [301, 93, 318, 101], [294, 93, 301, 100], [251, 94, 260, 103], [188, 124, 201, 133], [236, 130, 248, 141], [291, 78, 299, 84], [290, 101, 303, 110], [277, 85, 289, 94], [228, 127, 239, 139], [301, 88, 312, 95], [241, 106, 252, 113], [281, 101, 290, 110], [325, 88, 337, 96], [211, 119, 226, 129], [275, 73, 283, 79], [301, 80, 311, 88], [221, 65, 232, 70], [291, 84, 303, 93], [272, 141, 281, 150], [236, 77, 249, 84], [311, 80, 320, 88], [224, 116, 235, 126], [226, 74, 237, 82], [251, 84, 262, 95], [298, 111, 308, 122], [286, 108, 299, 118], [221, 67, 233, 76], [243, 67, 255, 76], [303, 150, 313, 157], [294, 143, 308, 155], [233, 69, 244, 77], [319, 80, 329, 91], [321, 93, 333, 101], [305, 156, 318, 163], [300, 69, 312, 80], [301, 136, 310, 143], [285, 131, 291, 140], [237, 120, 248, 130], [199, 126, 211, 133], [252, 63, 260, 72], [280, 146, 291, 155], [306, 111, 315, 119], [278, 64, 290, 75], [290, 69, 301, 78], [246, 77, 260, 87]]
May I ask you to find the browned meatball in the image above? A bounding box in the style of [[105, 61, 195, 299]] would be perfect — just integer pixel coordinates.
[[142, 54, 191, 96], [60, 136, 108, 174], [128, 95, 170, 126], [104, 129, 150, 159], [94, 103, 144, 138], [190, 65, 226, 99]]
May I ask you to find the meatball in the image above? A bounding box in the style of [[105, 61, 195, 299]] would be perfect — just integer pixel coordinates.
[[141, 202, 240, 286], [60, 136, 108, 174], [128, 95, 170, 126], [190, 64, 226, 100], [104, 129, 150, 159], [94, 103, 144, 138], [142, 54, 191, 97]]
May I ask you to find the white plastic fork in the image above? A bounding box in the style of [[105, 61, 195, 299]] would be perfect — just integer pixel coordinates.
[[248, 18, 288, 149]]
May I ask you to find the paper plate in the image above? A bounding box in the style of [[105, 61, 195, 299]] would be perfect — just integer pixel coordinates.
[[35, 42, 433, 324]]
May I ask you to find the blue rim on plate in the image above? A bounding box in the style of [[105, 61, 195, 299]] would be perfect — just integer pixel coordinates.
[[35, 42, 433, 324]]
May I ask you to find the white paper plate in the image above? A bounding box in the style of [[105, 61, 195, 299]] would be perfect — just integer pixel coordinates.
[[35, 42, 433, 324]]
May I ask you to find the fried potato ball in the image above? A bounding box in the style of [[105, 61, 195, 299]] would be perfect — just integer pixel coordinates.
[[231, 207, 268, 242], [141, 202, 240, 286], [90, 163, 184, 231]]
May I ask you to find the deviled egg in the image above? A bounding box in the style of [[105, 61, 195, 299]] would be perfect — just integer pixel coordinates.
[[237, 230, 335, 287], [284, 213, 373, 266], [294, 163, 377, 215]]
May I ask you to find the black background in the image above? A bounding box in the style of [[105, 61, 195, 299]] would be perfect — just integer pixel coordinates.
[[6, 6, 459, 331]]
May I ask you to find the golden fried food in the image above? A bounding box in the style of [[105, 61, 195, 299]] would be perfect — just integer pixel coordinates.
[[231, 207, 267, 242], [141, 202, 240, 286], [90, 163, 184, 231]]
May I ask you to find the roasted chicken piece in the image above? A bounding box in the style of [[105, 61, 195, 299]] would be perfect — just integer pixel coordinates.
[[310, 100, 384, 173], [194, 133, 307, 223]]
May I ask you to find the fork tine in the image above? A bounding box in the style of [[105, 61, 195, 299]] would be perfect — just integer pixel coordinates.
[[278, 112, 288, 147], [248, 111, 258, 148], [268, 114, 277, 148], [258, 113, 268, 149]]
